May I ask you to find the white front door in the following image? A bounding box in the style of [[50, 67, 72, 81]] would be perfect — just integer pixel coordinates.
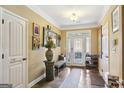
[[72, 36, 86, 65], [1, 9, 27, 88], [102, 23, 109, 84], [66, 32, 91, 66]]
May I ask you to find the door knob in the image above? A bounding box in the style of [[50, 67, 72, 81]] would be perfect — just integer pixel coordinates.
[[22, 58, 27, 61]]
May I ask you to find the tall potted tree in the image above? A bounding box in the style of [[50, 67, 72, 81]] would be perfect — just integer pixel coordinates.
[[45, 36, 56, 61]]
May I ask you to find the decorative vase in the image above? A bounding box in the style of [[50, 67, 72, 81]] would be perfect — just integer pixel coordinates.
[[45, 48, 53, 61]]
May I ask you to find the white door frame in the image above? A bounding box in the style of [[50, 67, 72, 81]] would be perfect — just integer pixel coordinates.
[[0, 7, 29, 87], [66, 30, 91, 66], [101, 22, 109, 84], [0, 7, 2, 84], [69, 35, 85, 65]]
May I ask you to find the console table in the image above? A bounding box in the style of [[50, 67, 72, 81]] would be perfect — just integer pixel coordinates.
[[44, 61, 55, 81]]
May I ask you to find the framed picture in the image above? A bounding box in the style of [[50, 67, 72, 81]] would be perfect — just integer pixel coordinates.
[[33, 23, 40, 36], [57, 34, 61, 47], [42, 27, 57, 47], [32, 36, 40, 50], [48, 30, 57, 46], [43, 27, 48, 46], [112, 7, 119, 33], [32, 23, 40, 50]]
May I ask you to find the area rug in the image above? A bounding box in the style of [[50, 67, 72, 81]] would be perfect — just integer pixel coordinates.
[[59, 68, 81, 88], [90, 70, 105, 87]]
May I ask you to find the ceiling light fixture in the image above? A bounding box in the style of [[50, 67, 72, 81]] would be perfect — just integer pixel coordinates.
[[70, 13, 78, 22]]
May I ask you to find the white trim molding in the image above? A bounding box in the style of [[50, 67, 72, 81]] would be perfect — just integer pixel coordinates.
[[26, 22, 29, 88], [98, 5, 111, 25], [26, 5, 111, 31], [26, 5, 59, 28], [28, 74, 45, 88], [2, 8, 28, 22], [0, 7, 2, 84], [60, 23, 98, 31]]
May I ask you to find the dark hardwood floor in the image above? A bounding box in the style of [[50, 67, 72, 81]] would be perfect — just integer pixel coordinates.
[[32, 67, 105, 88]]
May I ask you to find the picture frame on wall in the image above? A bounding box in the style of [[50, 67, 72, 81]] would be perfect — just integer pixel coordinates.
[[112, 6, 120, 33], [43, 27, 60, 47], [42, 26, 58, 47], [43, 27, 48, 46], [48, 30, 57, 46], [33, 23, 40, 36], [57, 34, 61, 47], [32, 23, 40, 50], [32, 36, 40, 50]]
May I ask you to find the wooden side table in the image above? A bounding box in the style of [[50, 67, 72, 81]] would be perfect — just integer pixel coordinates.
[[44, 61, 55, 81]]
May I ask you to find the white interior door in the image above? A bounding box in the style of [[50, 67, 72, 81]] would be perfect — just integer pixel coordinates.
[[102, 23, 109, 84], [0, 8, 2, 84], [2, 10, 27, 88]]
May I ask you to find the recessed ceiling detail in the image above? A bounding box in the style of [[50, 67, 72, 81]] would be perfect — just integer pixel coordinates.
[[27, 5, 110, 30]]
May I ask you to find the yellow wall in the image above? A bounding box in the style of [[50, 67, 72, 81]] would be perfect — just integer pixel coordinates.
[[0, 5, 61, 83], [61, 27, 99, 55], [99, 5, 124, 81], [91, 28, 99, 54], [61, 31, 66, 55]]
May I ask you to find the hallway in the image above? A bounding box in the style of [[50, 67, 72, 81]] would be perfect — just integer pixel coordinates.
[[0, 5, 124, 88], [32, 67, 105, 88]]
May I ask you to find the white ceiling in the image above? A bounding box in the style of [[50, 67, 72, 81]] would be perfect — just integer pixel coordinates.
[[27, 5, 110, 30]]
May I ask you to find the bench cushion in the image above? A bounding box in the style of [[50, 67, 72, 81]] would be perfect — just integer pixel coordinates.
[[54, 60, 66, 68]]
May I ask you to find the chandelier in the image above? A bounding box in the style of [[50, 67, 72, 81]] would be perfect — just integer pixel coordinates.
[[70, 13, 78, 22]]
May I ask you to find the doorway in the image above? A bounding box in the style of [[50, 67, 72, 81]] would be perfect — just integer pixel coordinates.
[[101, 22, 109, 84], [66, 31, 91, 66], [0, 8, 28, 88]]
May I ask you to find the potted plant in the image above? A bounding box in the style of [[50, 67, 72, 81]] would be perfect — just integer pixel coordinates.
[[45, 36, 56, 61]]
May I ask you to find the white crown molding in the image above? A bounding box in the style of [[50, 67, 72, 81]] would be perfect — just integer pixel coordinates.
[[98, 5, 111, 26], [26, 5, 110, 31], [60, 23, 98, 31], [26, 5, 60, 28]]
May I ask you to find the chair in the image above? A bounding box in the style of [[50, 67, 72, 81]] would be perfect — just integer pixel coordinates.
[[85, 54, 98, 69]]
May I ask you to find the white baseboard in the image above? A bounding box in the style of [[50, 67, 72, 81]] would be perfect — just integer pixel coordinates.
[[28, 73, 45, 88]]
